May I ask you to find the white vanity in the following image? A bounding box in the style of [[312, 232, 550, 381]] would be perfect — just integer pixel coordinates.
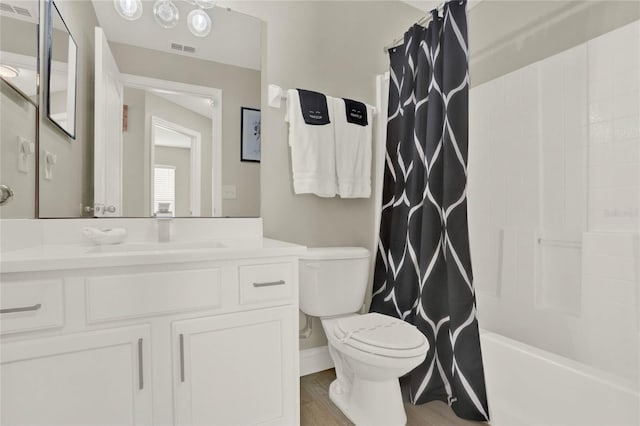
[[0, 218, 304, 426]]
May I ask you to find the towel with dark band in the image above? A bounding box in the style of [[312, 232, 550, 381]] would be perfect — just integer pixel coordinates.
[[297, 89, 331, 125], [343, 98, 368, 126]]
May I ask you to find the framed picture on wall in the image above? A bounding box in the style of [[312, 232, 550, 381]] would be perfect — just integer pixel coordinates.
[[241, 107, 261, 162]]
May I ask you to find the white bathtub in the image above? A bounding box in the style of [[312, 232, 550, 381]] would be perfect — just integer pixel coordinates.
[[480, 331, 640, 425]]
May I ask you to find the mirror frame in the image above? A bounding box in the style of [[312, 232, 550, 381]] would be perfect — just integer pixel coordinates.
[[44, 0, 77, 140]]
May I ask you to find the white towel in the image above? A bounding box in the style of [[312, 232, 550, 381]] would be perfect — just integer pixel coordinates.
[[285, 89, 337, 197], [332, 98, 373, 198]]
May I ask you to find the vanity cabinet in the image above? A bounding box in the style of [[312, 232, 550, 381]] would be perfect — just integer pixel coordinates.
[[0, 252, 301, 426], [173, 306, 296, 425], [1, 325, 152, 425]]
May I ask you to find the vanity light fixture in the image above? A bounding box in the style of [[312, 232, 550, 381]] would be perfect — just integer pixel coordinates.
[[113, 0, 214, 36], [0, 65, 19, 78], [187, 9, 211, 37], [153, 0, 179, 29], [113, 0, 143, 21]]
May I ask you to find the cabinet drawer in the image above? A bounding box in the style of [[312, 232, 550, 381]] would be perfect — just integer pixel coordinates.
[[239, 262, 293, 305], [1, 280, 64, 335], [86, 268, 222, 322]]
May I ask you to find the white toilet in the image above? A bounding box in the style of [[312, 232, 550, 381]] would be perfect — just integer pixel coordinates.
[[299, 247, 429, 426]]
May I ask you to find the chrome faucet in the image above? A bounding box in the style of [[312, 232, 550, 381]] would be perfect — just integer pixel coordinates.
[[155, 203, 173, 242]]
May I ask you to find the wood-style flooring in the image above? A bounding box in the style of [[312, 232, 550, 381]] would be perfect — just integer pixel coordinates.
[[300, 369, 486, 426]]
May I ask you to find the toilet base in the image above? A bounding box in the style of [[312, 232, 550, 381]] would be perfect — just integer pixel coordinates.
[[328, 378, 407, 426]]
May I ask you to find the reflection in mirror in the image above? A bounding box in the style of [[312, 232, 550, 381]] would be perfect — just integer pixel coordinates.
[[151, 115, 202, 217], [46, 0, 77, 138], [0, 0, 39, 100], [89, 0, 261, 218], [0, 80, 37, 218], [118, 84, 217, 218], [0, 0, 39, 218]]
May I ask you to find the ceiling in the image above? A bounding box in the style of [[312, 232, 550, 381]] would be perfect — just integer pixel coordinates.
[[91, 0, 261, 71], [151, 89, 213, 119]]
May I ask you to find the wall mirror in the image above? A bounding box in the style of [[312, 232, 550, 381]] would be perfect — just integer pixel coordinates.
[[45, 0, 77, 139], [0, 0, 39, 219], [38, 0, 262, 218]]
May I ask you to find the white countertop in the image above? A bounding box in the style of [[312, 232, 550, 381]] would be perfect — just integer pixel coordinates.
[[0, 238, 307, 274]]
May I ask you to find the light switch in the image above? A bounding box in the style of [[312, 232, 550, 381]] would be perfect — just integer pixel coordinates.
[[17, 137, 34, 173], [44, 150, 57, 180], [222, 185, 237, 200]]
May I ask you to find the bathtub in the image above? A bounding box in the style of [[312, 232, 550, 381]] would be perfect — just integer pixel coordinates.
[[480, 331, 640, 425]]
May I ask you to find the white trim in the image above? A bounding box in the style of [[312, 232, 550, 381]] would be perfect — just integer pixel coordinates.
[[120, 73, 222, 217], [212, 93, 223, 217], [150, 116, 202, 216], [299, 346, 334, 377], [366, 73, 390, 311]]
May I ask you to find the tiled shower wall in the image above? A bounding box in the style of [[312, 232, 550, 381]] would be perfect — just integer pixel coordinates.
[[468, 20, 639, 387]]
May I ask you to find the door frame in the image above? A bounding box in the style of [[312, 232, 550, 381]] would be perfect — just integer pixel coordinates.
[[150, 116, 202, 216], [120, 73, 223, 217], [94, 27, 123, 217]]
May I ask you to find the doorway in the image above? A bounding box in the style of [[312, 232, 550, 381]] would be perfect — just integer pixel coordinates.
[[150, 117, 201, 216]]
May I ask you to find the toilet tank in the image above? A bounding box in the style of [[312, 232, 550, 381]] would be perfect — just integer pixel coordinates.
[[299, 247, 370, 318]]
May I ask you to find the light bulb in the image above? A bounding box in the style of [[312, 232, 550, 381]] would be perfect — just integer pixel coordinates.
[[188, 9, 211, 37], [114, 0, 142, 21], [153, 0, 179, 29]]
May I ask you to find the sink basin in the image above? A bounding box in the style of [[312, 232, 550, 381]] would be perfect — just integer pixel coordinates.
[[85, 240, 227, 254]]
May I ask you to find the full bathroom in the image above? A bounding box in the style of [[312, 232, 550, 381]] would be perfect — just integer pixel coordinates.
[[0, 0, 639, 425]]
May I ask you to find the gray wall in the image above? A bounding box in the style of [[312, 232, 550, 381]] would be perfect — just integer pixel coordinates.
[[122, 87, 146, 216], [226, 1, 423, 350], [0, 16, 38, 58], [0, 82, 37, 218], [110, 43, 261, 217], [39, 0, 98, 217]]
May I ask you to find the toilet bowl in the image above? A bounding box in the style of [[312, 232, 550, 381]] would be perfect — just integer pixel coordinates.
[[299, 248, 429, 426]]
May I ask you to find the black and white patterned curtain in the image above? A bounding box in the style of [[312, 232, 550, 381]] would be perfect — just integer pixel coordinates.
[[370, 1, 489, 421]]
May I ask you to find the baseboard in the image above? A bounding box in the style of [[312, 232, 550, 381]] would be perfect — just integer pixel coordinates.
[[299, 345, 334, 376]]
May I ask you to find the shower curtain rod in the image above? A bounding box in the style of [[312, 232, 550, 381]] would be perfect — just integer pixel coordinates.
[[383, 2, 446, 53], [383, 0, 475, 53]]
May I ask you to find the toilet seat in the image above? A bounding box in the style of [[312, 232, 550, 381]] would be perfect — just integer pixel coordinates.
[[332, 313, 427, 358]]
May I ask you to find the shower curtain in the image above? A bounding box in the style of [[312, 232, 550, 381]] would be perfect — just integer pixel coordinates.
[[369, 0, 489, 421]]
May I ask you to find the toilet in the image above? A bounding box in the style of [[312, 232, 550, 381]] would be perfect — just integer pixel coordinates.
[[299, 247, 429, 426]]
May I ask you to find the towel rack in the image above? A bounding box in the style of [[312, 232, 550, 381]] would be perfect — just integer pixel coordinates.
[[268, 84, 378, 115]]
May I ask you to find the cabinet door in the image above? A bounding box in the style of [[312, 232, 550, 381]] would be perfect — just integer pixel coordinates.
[[173, 306, 297, 425], [1, 325, 152, 425]]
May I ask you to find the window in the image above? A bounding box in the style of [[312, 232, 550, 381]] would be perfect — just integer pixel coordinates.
[[153, 165, 175, 216]]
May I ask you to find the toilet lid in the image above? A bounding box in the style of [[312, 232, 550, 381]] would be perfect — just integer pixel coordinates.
[[333, 313, 428, 358]]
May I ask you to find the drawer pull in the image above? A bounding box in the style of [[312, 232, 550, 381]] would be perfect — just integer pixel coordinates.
[[0, 303, 42, 314], [179, 334, 185, 382], [252, 280, 286, 288], [138, 338, 144, 390]]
